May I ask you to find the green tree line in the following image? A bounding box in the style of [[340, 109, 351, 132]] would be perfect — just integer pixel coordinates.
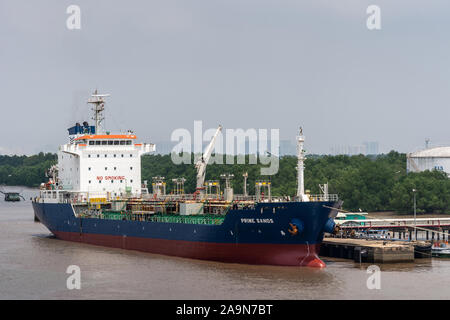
[[1, 151, 449, 214], [0, 153, 56, 187]]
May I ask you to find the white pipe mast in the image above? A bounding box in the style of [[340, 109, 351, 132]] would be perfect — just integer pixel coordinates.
[[296, 127, 308, 201], [243, 172, 248, 196], [195, 125, 223, 192]]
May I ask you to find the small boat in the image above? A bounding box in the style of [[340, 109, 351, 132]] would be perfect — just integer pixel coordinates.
[[363, 229, 390, 240], [431, 242, 450, 258], [0, 191, 25, 202], [414, 242, 432, 259]]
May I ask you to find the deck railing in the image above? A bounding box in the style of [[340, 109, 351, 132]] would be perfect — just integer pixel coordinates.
[[36, 190, 338, 205], [308, 194, 339, 202]]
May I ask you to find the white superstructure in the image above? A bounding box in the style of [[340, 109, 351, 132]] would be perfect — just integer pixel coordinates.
[[407, 146, 450, 177], [56, 91, 155, 198]]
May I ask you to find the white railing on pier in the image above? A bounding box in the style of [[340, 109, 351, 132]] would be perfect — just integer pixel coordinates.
[[338, 217, 450, 229]]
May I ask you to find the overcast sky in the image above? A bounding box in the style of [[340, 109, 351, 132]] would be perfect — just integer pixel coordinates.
[[1, 0, 449, 155]]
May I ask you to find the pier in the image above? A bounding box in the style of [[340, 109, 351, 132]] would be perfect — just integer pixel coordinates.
[[337, 217, 450, 242], [320, 238, 415, 263]]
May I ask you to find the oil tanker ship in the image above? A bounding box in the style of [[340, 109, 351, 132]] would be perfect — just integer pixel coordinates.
[[32, 91, 341, 267]]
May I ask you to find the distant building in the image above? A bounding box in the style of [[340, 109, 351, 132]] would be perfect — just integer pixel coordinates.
[[330, 145, 363, 156], [330, 142, 379, 156], [279, 140, 297, 156], [363, 141, 379, 155], [407, 146, 450, 176]]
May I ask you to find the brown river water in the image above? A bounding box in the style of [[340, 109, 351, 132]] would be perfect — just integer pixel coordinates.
[[0, 187, 449, 300]]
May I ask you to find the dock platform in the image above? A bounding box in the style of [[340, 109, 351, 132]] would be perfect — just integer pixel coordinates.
[[320, 237, 415, 263]]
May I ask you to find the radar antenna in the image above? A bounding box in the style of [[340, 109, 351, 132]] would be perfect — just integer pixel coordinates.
[[87, 89, 110, 134]]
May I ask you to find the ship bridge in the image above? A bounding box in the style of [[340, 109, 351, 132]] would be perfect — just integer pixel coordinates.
[[75, 134, 136, 146]]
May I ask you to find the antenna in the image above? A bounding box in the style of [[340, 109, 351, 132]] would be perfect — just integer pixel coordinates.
[[87, 89, 110, 134]]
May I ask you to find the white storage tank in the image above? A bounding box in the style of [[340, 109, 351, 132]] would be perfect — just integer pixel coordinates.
[[407, 146, 450, 176]]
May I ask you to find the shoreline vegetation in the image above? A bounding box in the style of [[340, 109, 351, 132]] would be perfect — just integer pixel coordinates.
[[0, 151, 449, 214]]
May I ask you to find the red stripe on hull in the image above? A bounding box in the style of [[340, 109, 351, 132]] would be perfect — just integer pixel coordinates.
[[52, 231, 325, 267]]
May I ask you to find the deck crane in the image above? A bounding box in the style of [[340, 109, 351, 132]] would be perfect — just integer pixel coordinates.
[[195, 125, 223, 196]]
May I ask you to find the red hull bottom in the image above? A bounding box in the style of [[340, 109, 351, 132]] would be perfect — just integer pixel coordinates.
[[53, 231, 325, 268]]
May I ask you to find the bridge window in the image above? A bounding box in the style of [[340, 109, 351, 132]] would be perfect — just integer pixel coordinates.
[[120, 141, 126, 145], [114, 141, 119, 145], [108, 140, 113, 145], [89, 141, 94, 145], [126, 141, 132, 145], [95, 141, 101, 145], [101, 141, 107, 145]]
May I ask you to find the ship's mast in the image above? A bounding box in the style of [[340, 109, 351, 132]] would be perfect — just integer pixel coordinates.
[[296, 127, 306, 200], [87, 90, 110, 134]]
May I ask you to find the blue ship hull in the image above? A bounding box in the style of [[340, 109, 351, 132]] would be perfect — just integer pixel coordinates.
[[32, 201, 337, 267]]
